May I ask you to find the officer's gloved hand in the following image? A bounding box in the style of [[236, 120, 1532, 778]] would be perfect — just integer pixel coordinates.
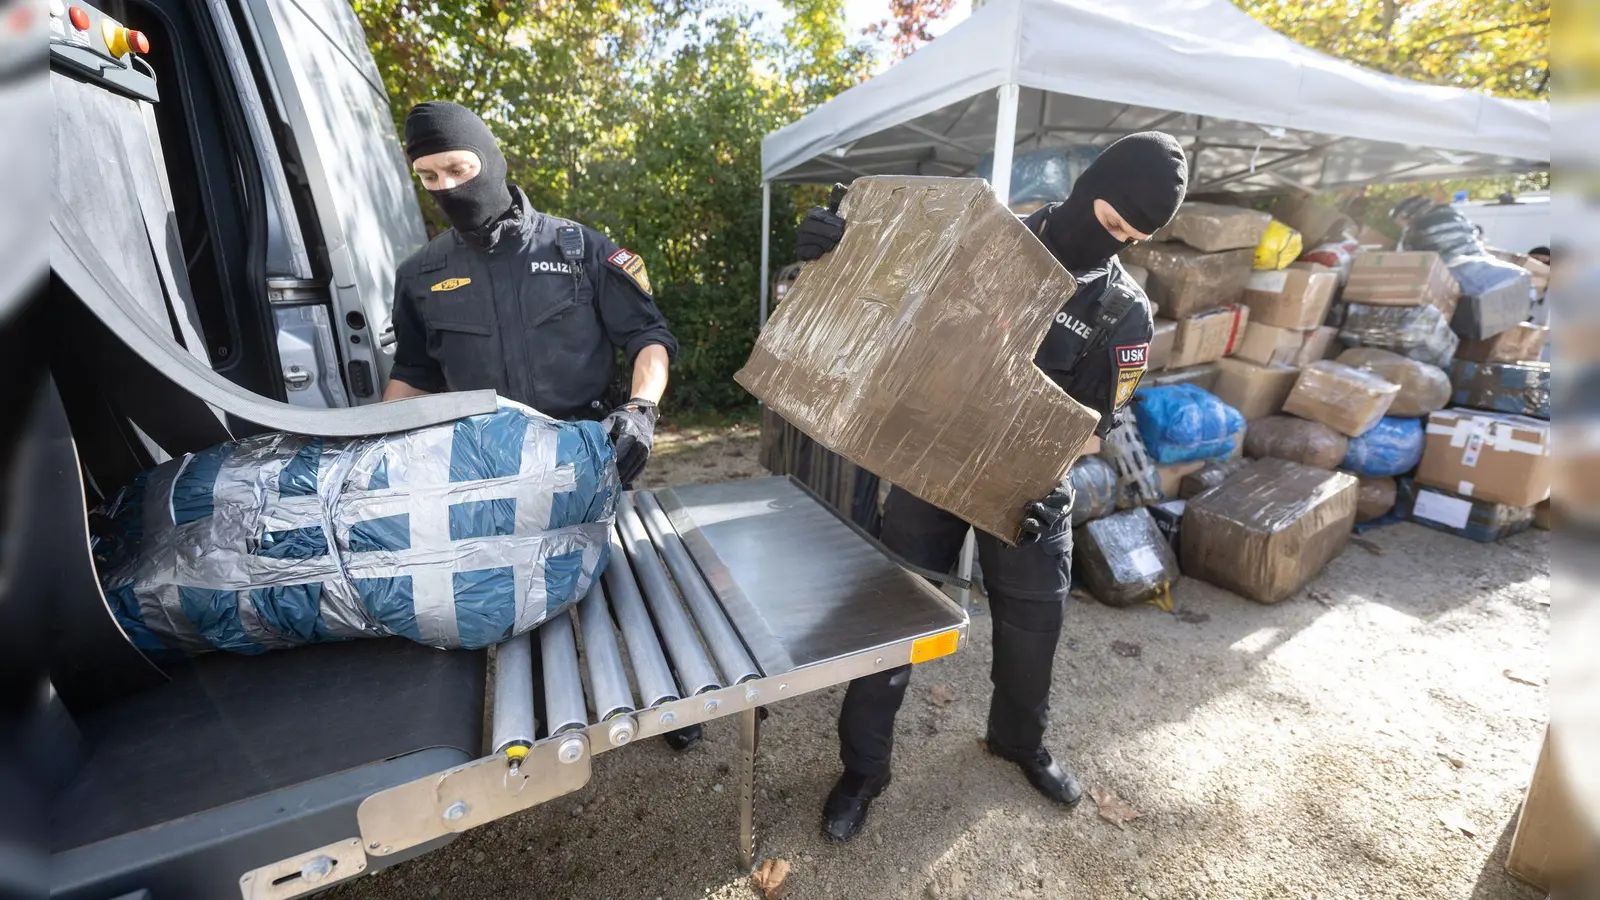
[[1018, 484, 1074, 545], [600, 398, 659, 485], [795, 207, 846, 261]]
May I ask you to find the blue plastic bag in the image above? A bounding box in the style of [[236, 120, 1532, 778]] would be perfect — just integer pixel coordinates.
[[1340, 416, 1424, 477], [1131, 384, 1245, 466]]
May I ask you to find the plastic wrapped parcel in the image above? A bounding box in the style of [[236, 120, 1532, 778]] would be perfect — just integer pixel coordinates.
[[94, 401, 618, 655]]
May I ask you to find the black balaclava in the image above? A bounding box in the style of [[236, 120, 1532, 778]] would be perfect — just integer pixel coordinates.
[[1042, 131, 1188, 272], [404, 101, 514, 235]]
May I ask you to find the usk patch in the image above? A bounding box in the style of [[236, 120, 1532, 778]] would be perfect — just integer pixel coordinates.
[[607, 248, 652, 295], [1113, 343, 1148, 410]]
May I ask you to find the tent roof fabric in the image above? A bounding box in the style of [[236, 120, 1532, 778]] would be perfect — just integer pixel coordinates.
[[761, 0, 1549, 191]]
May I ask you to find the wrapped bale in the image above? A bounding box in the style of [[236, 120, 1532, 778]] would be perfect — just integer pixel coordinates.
[[1212, 359, 1300, 420], [1399, 480, 1534, 543], [1335, 347, 1451, 417], [1297, 326, 1340, 365], [1353, 475, 1397, 522], [1339, 302, 1460, 368], [1074, 508, 1180, 608], [1156, 201, 1272, 252], [1143, 362, 1221, 392], [1341, 416, 1425, 477], [1241, 264, 1338, 330], [1253, 219, 1303, 271], [1245, 415, 1349, 470], [1170, 305, 1250, 367], [95, 402, 619, 656], [1099, 411, 1164, 509], [1457, 322, 1548, 364], [1068, 455, 1118, 526], [1181, 459, 1358, 604], [1447, 256, 1533, 340], [1122, 242, 1255, 317], [1343, 251, 1460, 315], [1282, 361, 1401, 437], [1449, 359, 1551, 419], [1181, 457, 1252, 499], [1233, 322, 1304, 368], [1131, 384, 1246, 465]]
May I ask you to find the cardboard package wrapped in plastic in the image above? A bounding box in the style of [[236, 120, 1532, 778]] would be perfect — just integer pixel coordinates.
[[1121, 243, 1255, 318], [1181, 459, 1358, 604], [1399, 479, 1534, 542], [1335, 347, 1451, 417], [94, 402, 619, 656], [1068, 455, 1118, 526], [1353, 475, 1397, 522], [1074, 508, 1179, 608], [1339, 302, 1461, 369], [1457, 322, 1548, 363], [736, 176, 1099, 543], [1213, 359, 1300, 420], [1343, 251, 1460, 315], [1233, 322, 1304, 368], [1245, 415, 1349, 470], [1449, 359, 1551, 419], [1282, 361, 1401, 437], [1098, 409, 1164, 510], [1181, 457, 1251, 499], [1297, 326, 1340, 365], [1241, 265, 1338, 330], [1449, 276, 1533, 342], [1170, 305, 1250, 368], [1155, 202, 1272, 252]]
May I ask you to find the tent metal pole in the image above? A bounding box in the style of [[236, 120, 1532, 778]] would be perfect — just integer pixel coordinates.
[[759, 180, 771, 329]]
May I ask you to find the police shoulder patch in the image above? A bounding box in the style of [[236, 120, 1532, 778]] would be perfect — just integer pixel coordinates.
[[1113, 343, 1148, 410], [431, 277, 471, 292], [606, 248, 652, 295]]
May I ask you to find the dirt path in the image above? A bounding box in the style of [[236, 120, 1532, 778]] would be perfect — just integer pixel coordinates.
[[334, 425, 1549, 900]]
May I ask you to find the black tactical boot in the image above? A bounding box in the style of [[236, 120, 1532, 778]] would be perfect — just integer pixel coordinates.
[[985, 742, 1083, 806], [663, 723, 703, 751], [820, 769, 891, 843]]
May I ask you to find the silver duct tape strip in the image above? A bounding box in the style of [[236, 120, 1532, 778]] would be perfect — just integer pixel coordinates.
[[617, 497, 722, 696], [491, 632, 536, 754], [634, 492, 761, 685], [602, 525, 679, 707], [539, 610, 588, 735], [577, 580, 636, 720]]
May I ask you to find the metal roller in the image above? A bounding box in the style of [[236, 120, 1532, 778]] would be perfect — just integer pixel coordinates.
[[576, 580, 635, 721], [539, 610, 588, 736], [617, 496, 722, 695], [490, 632, 535, 762], [634, 491, 761, 685], [602, 525, 680, 707]]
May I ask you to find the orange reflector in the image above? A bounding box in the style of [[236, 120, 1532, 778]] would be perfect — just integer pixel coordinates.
[[910, 629, 960, 664]]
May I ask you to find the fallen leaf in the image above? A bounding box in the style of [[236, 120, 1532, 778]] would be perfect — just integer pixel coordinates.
[[1503, 669, 1543, 687], [928, 684, 957, 707], [1089, 786, 1143, 829], [752, 858, 792, 900], [1350, 536, 1385, 556], [1111, 640, 1142, 659], [1173, 609, 1211, 624], [1438, 808, 1477, 836], [1437, 752, 1466, 769]]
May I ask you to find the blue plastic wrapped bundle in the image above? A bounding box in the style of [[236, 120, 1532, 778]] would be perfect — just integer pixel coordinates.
[[1131, 384, 1246, 465], [1340, 416, 1425, 477], [94, 400, 618, 656]]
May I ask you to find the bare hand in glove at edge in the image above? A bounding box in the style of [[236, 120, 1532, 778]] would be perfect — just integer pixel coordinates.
[[1017, 483, 1075, 545], [600, 398, 658, 485]]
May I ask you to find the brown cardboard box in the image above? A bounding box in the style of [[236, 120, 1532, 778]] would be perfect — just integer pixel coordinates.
[[1336, 347, 1451, 417], [1456, 322, 1548, 364], [1295, 326, 1340, 366], [1240, 265, 1338, 329], [1344, 251, 1461, 315], [1170, 305, 1250, 368], [1213, 359, 1300, 420], [736, 176, 1099, 542], [1155, 201, 1273, 252], [1233, 322, 1303, 368], [1416, 409, 1552, 508], [1143, 363, 1221, 392], [1181, 458, 1358, 604], [1122, 243, 1255, 318], [1505, 730, 1599, 891], [1282, 361, 1401, 437], [1156, 460, 1206, 499], [1149, 319, 1177, 371]]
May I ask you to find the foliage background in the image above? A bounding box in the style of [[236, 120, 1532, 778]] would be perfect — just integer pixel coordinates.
[[352, 0, 1547, 411]]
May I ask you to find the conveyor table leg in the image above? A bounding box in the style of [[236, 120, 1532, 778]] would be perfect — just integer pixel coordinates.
[[738, 706, 761, 871]]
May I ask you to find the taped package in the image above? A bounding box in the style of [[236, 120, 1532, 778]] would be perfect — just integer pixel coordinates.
[[1132, 383, 1246, 466], [1241, 264, 1338, 330], [94, 402, 618, 656], [1253, 219, 1303, 270], [1245, 414, 1349, 470], [1282, 361, 1401, 437], [1450, 359, 1551, 419], [1121, 242, 1255, 318], [1353, 475, 1397, 522], [1297, 326, 1340, 366], [1181, 457, 1251, 499], [1143, 362, 1221, 392], [1180, 458, 1357, 604], [1341, 416, 1425, 478], [1487, 248, 1550, 294], [1343, 251, 1460, 315], [1149, 319, 1177, 370], [1416, 409, 1551, 507], [1074, 508, 1179, 608], [1456, 322, 1548, 364], [1449, 268, 1533, 341], [1399, 480, 1534, 543], [1068, 455, 1118, 526], [1338, 302, 1460, 368], [1233, 322, 1305, 368], [736, 176, 1099, 542], [1170, 305, 1250, 368], [1335, 347, 1451, 417], [1156, 201, 1272, 252], [1098, 409, 1164, 510], [1213, 359, 1299, 420]]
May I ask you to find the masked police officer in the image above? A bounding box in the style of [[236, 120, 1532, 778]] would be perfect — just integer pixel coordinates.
[[384, 101, 676, 488], [794, 132, 1188, 842]]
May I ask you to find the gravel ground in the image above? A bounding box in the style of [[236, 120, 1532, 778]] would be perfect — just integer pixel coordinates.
[[334, 424, 1550, 900]]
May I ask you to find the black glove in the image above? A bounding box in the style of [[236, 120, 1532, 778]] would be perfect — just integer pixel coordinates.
[[600, 398, 658, 485], [1018, 483, 1074, 545], [795, 206, 846, 261]]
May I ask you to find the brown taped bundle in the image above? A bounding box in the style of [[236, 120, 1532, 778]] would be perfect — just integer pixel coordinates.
[[1121, 242, 1255, 318], [1335, 347, 1451, 418], [1155, 202, 1272, 252], [1352, 474, 1397, 522], [1244, 415, 1350, 470], [1282, 361, 1401, 437]]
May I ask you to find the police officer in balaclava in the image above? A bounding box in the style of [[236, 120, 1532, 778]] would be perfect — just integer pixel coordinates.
[[385, 101, 677, 492], [794, 132, 1188, 842]]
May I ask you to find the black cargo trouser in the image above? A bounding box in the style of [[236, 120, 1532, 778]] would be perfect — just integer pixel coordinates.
[[838, 485, 1073, 779]]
